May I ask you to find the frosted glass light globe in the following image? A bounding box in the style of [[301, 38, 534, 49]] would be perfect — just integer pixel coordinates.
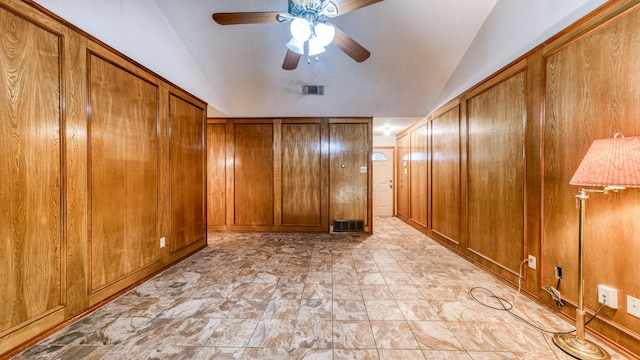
[[315, 23, 335, 47], [290, 18, 311, 41]]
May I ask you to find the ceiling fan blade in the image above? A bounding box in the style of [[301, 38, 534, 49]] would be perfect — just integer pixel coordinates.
[[283, 49, 302, 70], [331, 0, 382, 17], [331, 25, 370, 62], [212, 12, 281, 25]]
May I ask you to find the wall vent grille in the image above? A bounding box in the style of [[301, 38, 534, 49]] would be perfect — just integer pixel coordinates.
[[333, 220, 364, 232], [302, 85, 324, 95]]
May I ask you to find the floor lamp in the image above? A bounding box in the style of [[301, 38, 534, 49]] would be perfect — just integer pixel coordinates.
[[553, 133, 640, 360]]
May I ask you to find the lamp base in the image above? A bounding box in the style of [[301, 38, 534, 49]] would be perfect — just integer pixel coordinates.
[[553, 333, 610, 360]]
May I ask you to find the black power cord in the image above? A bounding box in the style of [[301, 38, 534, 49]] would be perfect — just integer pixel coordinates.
[[468, 286, 607, 335]]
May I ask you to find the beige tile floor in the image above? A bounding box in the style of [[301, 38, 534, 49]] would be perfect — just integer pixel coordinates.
[[15, 217, 628, 359]]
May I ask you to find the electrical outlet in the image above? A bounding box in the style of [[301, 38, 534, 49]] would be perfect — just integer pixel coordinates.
[[160, 237, 166, 248], [628, 295, 640, 318], [597, 285, 618, 309], [527, 255, 536, 269], [555, 266, 562, 279]]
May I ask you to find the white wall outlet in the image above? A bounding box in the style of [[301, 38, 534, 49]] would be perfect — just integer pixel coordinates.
[[527, 255, 536, 269], [597, 284, 618, 309], [160, 237, 166, 248], [628, 295, 640, 318], [360, 166, 367, 173]]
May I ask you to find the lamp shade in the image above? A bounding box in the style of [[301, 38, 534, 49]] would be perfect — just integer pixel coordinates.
[[570, 134, 640, 188]]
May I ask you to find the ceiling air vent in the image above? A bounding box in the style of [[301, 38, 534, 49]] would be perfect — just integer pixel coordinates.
[[302, 85, 324, 95]]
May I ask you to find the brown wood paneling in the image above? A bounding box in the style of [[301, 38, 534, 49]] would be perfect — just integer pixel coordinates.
[[88, 53, 160, 291], [234, 123, 274, 226], [169, 94, 206, 253], [396, 134, 410, 218], [431, 106, 461, 243], [410, 125, 428, 227], [281, 123, 322, 226], [0, 0, 208, 356], [467, 71, 526, 273], [206, 123, 226, 227], [62, 27, 90, 316], [329, 122, 369, 224], [0, 6, 63, 332], [544, 5, 640, 336]]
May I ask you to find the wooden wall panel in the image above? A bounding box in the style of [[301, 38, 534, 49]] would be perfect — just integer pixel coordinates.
[[391, 3, 640, 357], [0, 1, 208, 356], [61, 26, 90, 317], [431, 107, 461, 243], [396, 134, 410, 218], [207, 123, 226, 227], [234, 123, 274, 226], [410, 125, 428, 227], [544, 5, 640, 335], [467, 71, 526, 273], [169, 94, 206, 253], [0, 6, 63, 332], [329, 122, 369, 224], [281, 123, 322, 226], [88, 54, 160, 291]]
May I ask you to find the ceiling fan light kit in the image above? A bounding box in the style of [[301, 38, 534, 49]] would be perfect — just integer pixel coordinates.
[[212, 0, 381, 70]]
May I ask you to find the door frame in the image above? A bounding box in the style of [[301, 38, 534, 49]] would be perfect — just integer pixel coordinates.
[[372, 146, 396, 217]]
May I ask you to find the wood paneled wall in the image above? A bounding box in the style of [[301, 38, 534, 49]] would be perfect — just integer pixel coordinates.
[[398, 2, 640, 357], [206, 118, 372, 233], [281, 122, 323, 227], [542, 2, 640, 351], [88, 53, 160, 293], [169, 94, 206, 254], [395, 134, 410, 218], [206, 123, 226, 226], [0, 0, 207, 356], [409, 125, 428, 227], [430, 104, 461, 244], [467, 69, 526, 274], [234, 123, 275, 226], [0, 5, 63, 335], [329, 121, 371, 226]]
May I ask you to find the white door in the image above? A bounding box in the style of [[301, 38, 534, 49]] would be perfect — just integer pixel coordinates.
[[372, 148, 394, 217]]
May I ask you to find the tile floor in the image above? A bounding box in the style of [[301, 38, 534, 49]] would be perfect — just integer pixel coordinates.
[[15, 217, 628, 359]]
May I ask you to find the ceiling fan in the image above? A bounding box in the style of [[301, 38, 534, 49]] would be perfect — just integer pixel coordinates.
[[212, 0, 382, 70]]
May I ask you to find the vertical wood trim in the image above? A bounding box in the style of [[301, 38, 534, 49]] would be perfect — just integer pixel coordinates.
[[321, 118, 330, 231], [225, 121, 235, 228], [62, 26, 89, 317], [273, 119, 282, 228], [367, 119, 373, 231]]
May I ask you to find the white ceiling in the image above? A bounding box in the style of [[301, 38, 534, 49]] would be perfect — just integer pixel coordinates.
[[154, 0, 498, 122], [33, 0, 608, 136]]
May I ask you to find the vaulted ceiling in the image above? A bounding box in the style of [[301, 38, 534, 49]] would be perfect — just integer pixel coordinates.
[[154, 0, 497, 120], [33, 0, 607, 136]]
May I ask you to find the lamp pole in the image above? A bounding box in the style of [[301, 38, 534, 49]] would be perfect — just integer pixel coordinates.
[[552, 189, 610, 360]]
